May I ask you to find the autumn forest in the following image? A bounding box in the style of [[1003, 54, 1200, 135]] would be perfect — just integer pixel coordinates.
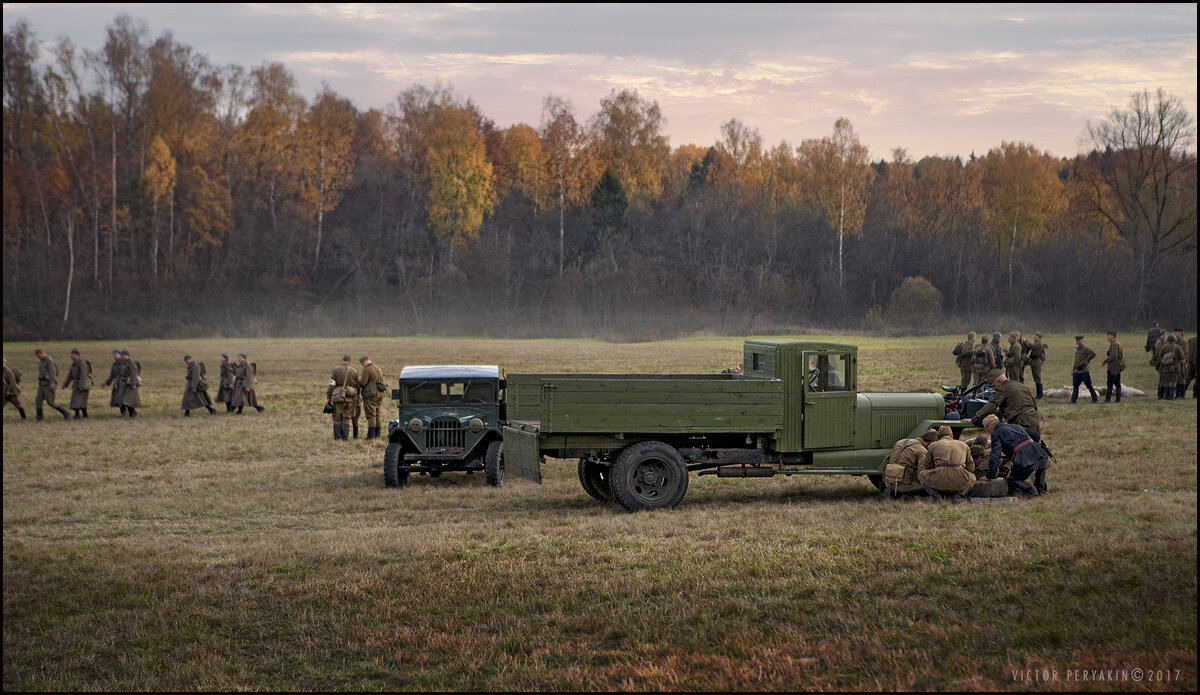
[[3, 17, 1196, 340]]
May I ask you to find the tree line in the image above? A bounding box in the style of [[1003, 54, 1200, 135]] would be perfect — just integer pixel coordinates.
[[3, 16, 1196, 341]]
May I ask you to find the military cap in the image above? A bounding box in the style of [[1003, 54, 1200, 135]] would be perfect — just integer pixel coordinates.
[[992, 332, 1001, 338], [184, 354, 192, 361], [921, 429, 938, 442], [342, 354, 352, 362], [221, 353, 229, 359], [120, 349, 130, 356], [937, 425, 953, 438], [970, 444, 986, 458], [986, 369, 1003, 382], [239, 352, 247, 358], [1074, 335, 1084, 340], [982, 414, 1000, 428], [1167, 335, 1176, 343], [359, 356, 370, 363], [972, 433, 989, 445], [70, 348, 80, 355], [980, 335, 989, 343]]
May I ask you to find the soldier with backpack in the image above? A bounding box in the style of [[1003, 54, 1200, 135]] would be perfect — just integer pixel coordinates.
[[327, 355, 359, 440], [61, 348, 92, 419], [1156, 335, 1185, 400], [952, 332, 976, 391], [34, 349, 70, 420], [232, 353, 263, 414], [115, 349, 141, 417], [3, 357, 27, 419], [216, 353, 236, 412], [181, 355, 216, 416]]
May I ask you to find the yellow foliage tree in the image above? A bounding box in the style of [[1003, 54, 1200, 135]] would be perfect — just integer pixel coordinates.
[[425, 106, 496, 256], [981, 141, 1063, 293], [143, 134, 175, 277]]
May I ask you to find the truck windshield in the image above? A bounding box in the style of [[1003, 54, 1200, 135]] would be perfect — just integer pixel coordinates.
[[405, 381, 496, 404]]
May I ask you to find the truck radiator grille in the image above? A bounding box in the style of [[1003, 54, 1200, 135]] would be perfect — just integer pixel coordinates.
[[425, 418, 465, 449]]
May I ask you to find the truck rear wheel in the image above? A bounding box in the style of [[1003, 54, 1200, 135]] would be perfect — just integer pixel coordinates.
[[484, 440, 505, 487], [384, 442, 409, 488], [610, 441, 688, 511], [577, 458, 614, 503], [867, 474, 885, 491]]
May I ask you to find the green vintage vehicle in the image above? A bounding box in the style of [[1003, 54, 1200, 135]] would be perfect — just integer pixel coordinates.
[[502, 339, 962, 511], [384, 365, 505, 488]]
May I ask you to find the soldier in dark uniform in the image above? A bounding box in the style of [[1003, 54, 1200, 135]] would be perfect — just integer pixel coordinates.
[[61, 348, 92, 418], [34, 349, 70, 420], [1023, 332, 1047, 398], [1100, 332, 1125, 403], [216, 353, 236, 412], [327, 355, 359, 441], [990, 332, 1003, 371], [232, 353, 264, 413], [181, 355, 216, 416], [1071, 336, 1098, 404], [1145, 321, 1162, 353], [3, 357, 27, 419], [953, 332, 976, 391], [971, 336, 996, 386], [982, 414, 1048, 496], [971, 369, 1041, 440], [359, 356, 386, 440]]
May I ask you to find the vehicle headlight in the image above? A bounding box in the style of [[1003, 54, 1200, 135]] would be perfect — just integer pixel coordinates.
[[469, 417, 484, 433], [408, 418, 423, 433]]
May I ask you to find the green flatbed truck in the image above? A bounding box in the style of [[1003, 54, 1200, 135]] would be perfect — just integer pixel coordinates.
[[502, 339, 959, 511]]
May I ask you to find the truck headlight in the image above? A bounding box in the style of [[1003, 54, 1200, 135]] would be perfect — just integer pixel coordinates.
[[469, 418, 484, 433], [408, 418, 423, 433]]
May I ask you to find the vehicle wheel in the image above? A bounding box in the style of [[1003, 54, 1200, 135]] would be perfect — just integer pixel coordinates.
[[577, 458, 614, 503], [609, 441, 688, 511], [485, 440, 505, 487], [384, 442, 409, 488], [867, 474, 885, 491], [428, 469, 442, 478]]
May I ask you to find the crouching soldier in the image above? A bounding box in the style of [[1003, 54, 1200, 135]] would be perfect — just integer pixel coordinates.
[[879, 429, 938, 500], [982, 414, 1048, 496], [917, 425, 975, 500]]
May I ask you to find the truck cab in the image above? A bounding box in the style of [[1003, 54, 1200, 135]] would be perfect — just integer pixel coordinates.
[[384, 365, 506, 487]]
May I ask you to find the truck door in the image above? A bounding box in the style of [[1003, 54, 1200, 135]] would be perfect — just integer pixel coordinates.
[[802, 351, 854, 449]]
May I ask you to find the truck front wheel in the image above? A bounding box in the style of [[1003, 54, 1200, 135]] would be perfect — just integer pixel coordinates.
[[577, 458, 614, 503], [485, 440, 505, 487], [384, 442, 410, 488], [610, 441, 688, 511]]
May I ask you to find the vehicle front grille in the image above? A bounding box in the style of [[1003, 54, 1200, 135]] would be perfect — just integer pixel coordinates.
[[425, 417, 465, 450]]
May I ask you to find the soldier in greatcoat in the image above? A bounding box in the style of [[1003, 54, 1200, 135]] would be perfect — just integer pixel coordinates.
[[917, 426, 975, 499], [1100, 332, 1125, 403], [61, 348, 92, 418], [1155, 335, 1185, 400], [327, 355, 360, 440], [3, 357, 27, 419], [181, 355, 215, 416], [34, 349, 70, 420], [1004, 332, 1024, 383], [103, 349, 126, 415], [990, 332, 1004, 370], [971, 336, 996, 386], [1188, 335, 1198, 399], [359, 356, 386, 440], [1173, 329, 1189, 398], [116, 349, 141, 417], [953, 332, 976, 391], [879, 429, 938, 500], [232, 353, 263, 413], [216, 353, 236, 412], [971, 370, 1041, 441], [1022, 332, 1048, 399]]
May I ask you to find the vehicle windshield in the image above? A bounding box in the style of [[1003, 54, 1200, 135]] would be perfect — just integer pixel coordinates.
[[404, 380, 496, 404]]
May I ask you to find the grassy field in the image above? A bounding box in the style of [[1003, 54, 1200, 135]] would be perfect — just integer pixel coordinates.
[[3, 334, 1196, 691]]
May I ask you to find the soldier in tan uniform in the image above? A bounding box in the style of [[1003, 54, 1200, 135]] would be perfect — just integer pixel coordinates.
[[1156, 335, 1185, 400], [181, 355, 216, 416], [34, 349, 70, 420], [953, 332, 976, 391], [1022, 333, 1047, 399], [3, 357, 27, 419], [1100, 332, 1125, 403], [232, 353, 264, 413], [61, 348, 92, 419], [1004, 332, 1024, 383], [917, 426, 975, 500], [879, 429, 938, 500], [971, 336, 996, 386], [327, 355, 360, 441], [1173, 329, 1189, 398], [358, 356, 386, 440], [971, 370, 1041, 440]]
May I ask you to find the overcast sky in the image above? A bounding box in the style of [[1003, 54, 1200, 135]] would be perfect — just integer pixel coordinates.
[[5, 3, 1196, 160]]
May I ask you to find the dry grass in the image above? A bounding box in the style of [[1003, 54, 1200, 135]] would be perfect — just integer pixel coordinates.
[[3, 335, 1196, 690]]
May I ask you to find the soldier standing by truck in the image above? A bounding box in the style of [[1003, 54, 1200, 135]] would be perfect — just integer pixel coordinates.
[[953, 332, 976, 391], [61, 348, 92, 419], [359, 356, 385, 440], [327, 355, 359, 441], [34, 349, 70, 420], [3, 357, 27, 419], [970, 370, 1041, 441]]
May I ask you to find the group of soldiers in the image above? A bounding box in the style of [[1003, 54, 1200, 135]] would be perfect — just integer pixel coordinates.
[[953, 330, 1049, 398], [1, 349, 263, 420], [1145, 323, 1197, 400], [326, 355, 386, 440]]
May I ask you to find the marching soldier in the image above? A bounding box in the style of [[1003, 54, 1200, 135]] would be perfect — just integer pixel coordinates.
[[879, 429, 938, 500], [216, 353, 236, 412], [359, 356, 386, 440], [1156, 335, 1185, 400], [232, 353, 264, 413], [953, 332, 976, 391], [34, 349, 70, 420], [917, 426, 975, 500], [970, 369, 1041, 441], [103, 349, 125, 415], [3, 357, 27, 419], [1100, 332, 1125, 403], [1071, 336, 1098, 404], [1022, 332, 1047, 399], [116, 349, 141, 417], [181, 355, 216, 416], [61, 348, 92, 419], [1004, 331, 1024, 383], [971, 336, 996, 386], [327, 355, 359, 441]]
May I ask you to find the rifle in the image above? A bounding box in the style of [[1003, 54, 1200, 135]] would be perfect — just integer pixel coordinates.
[[1039, 437, 1059, 465]]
